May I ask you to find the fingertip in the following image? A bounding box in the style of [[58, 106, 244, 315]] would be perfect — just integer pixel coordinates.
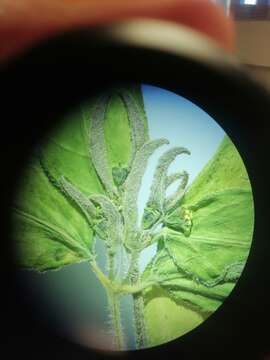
[[133, 0, 236, 52], [0, 0, 235, 62]]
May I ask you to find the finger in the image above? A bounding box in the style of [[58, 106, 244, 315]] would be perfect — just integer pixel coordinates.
[[0, 0, 235, 62]]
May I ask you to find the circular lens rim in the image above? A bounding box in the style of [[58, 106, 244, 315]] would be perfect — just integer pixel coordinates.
[[2, 20, 270, 359]]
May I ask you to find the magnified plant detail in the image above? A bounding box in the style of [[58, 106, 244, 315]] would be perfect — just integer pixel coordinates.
[[13, 85, 254, 351]]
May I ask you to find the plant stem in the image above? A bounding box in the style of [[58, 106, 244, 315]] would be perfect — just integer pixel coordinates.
[[129, 251, 148, 349], [133, 292, 147, 349], [90, 261, 112, 289], [107, 251, 125, 350], [90, 254, 125, 350], [107, 290, 125, 350]]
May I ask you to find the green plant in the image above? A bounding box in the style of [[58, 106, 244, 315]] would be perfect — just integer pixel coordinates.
[[13, 85, 254, 350]]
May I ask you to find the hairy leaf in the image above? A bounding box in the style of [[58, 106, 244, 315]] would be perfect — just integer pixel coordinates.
[[122, 138, 169, 248], [88, 86, 148, 178], [148, 147, 190, 210], [143, 135, 254, 344], [59, 176, 97, 225], [112, 166, 129, 187], [13, 85, 148, 271], [143, 286, 204, 347], [182, 135, 251, 205], [165, 171, 189, 212], [89, 193, 124, 253], [166, 171, 188, 188], [120, 90, 147, 165], [89, 94, 118, 196], [165, 136, 253, 232], [13, 159, 92, 272], [164, 190, 253, 286], [142, 207, 162, 231]]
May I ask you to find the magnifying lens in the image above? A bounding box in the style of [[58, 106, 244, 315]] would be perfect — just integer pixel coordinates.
[[1, 20, 270, 358]]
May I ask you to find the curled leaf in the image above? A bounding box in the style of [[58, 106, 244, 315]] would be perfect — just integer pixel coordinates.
[[122, 138, 169, 247], [147, 147, 190, 212], [89, 94, 118, 197], [165, 171, 189, 212], [89, 193, 124, 253], [59, 176, 97, 225], [166, 171, 188, 188], [13, 86, 147, 272], [120, 91, 147, 165], [143, 135, 254, 345], [142, 148, 190, 230]]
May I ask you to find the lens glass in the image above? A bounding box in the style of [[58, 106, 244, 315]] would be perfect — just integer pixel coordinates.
[[12, 84, 254, 351]]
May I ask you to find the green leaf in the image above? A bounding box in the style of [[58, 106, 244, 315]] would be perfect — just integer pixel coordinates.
[[143, 286, 204, 347], [13, 159, 92, 272], [89, 94, 118, 196], [13, 85, 149, 272], [182, 135, 252, 205], [112, 166, 129, 187], [165, 170, 189, 213], [142, 147, 190, 230], [120, 90, 148, 166], [59, 176, 97, 225], [165, 135, 254, 235], [85, 85, 149, 181], [143, 135, 254, 345], [166, 171, 188, 188], [122, 138, 169, 249], [142, 248, 204, 346], [89, 193, 124, 253], [88, 88, 148, 195], [164, 190, 252, 287]]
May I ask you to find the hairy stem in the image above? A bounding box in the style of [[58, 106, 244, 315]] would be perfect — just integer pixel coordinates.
[[133, 293, 147, 349], [129, 252, 147, 349], [90, 257, 124, 349], [90, 261, 112, 290], [107, 290, 125, 350], [108, 250, 125, 350]]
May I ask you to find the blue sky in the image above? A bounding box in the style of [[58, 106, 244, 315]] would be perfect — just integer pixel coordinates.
[[138, 84, 225, 271]]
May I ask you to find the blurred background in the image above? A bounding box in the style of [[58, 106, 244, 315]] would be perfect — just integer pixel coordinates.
[[216, 0, 270, 89]]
